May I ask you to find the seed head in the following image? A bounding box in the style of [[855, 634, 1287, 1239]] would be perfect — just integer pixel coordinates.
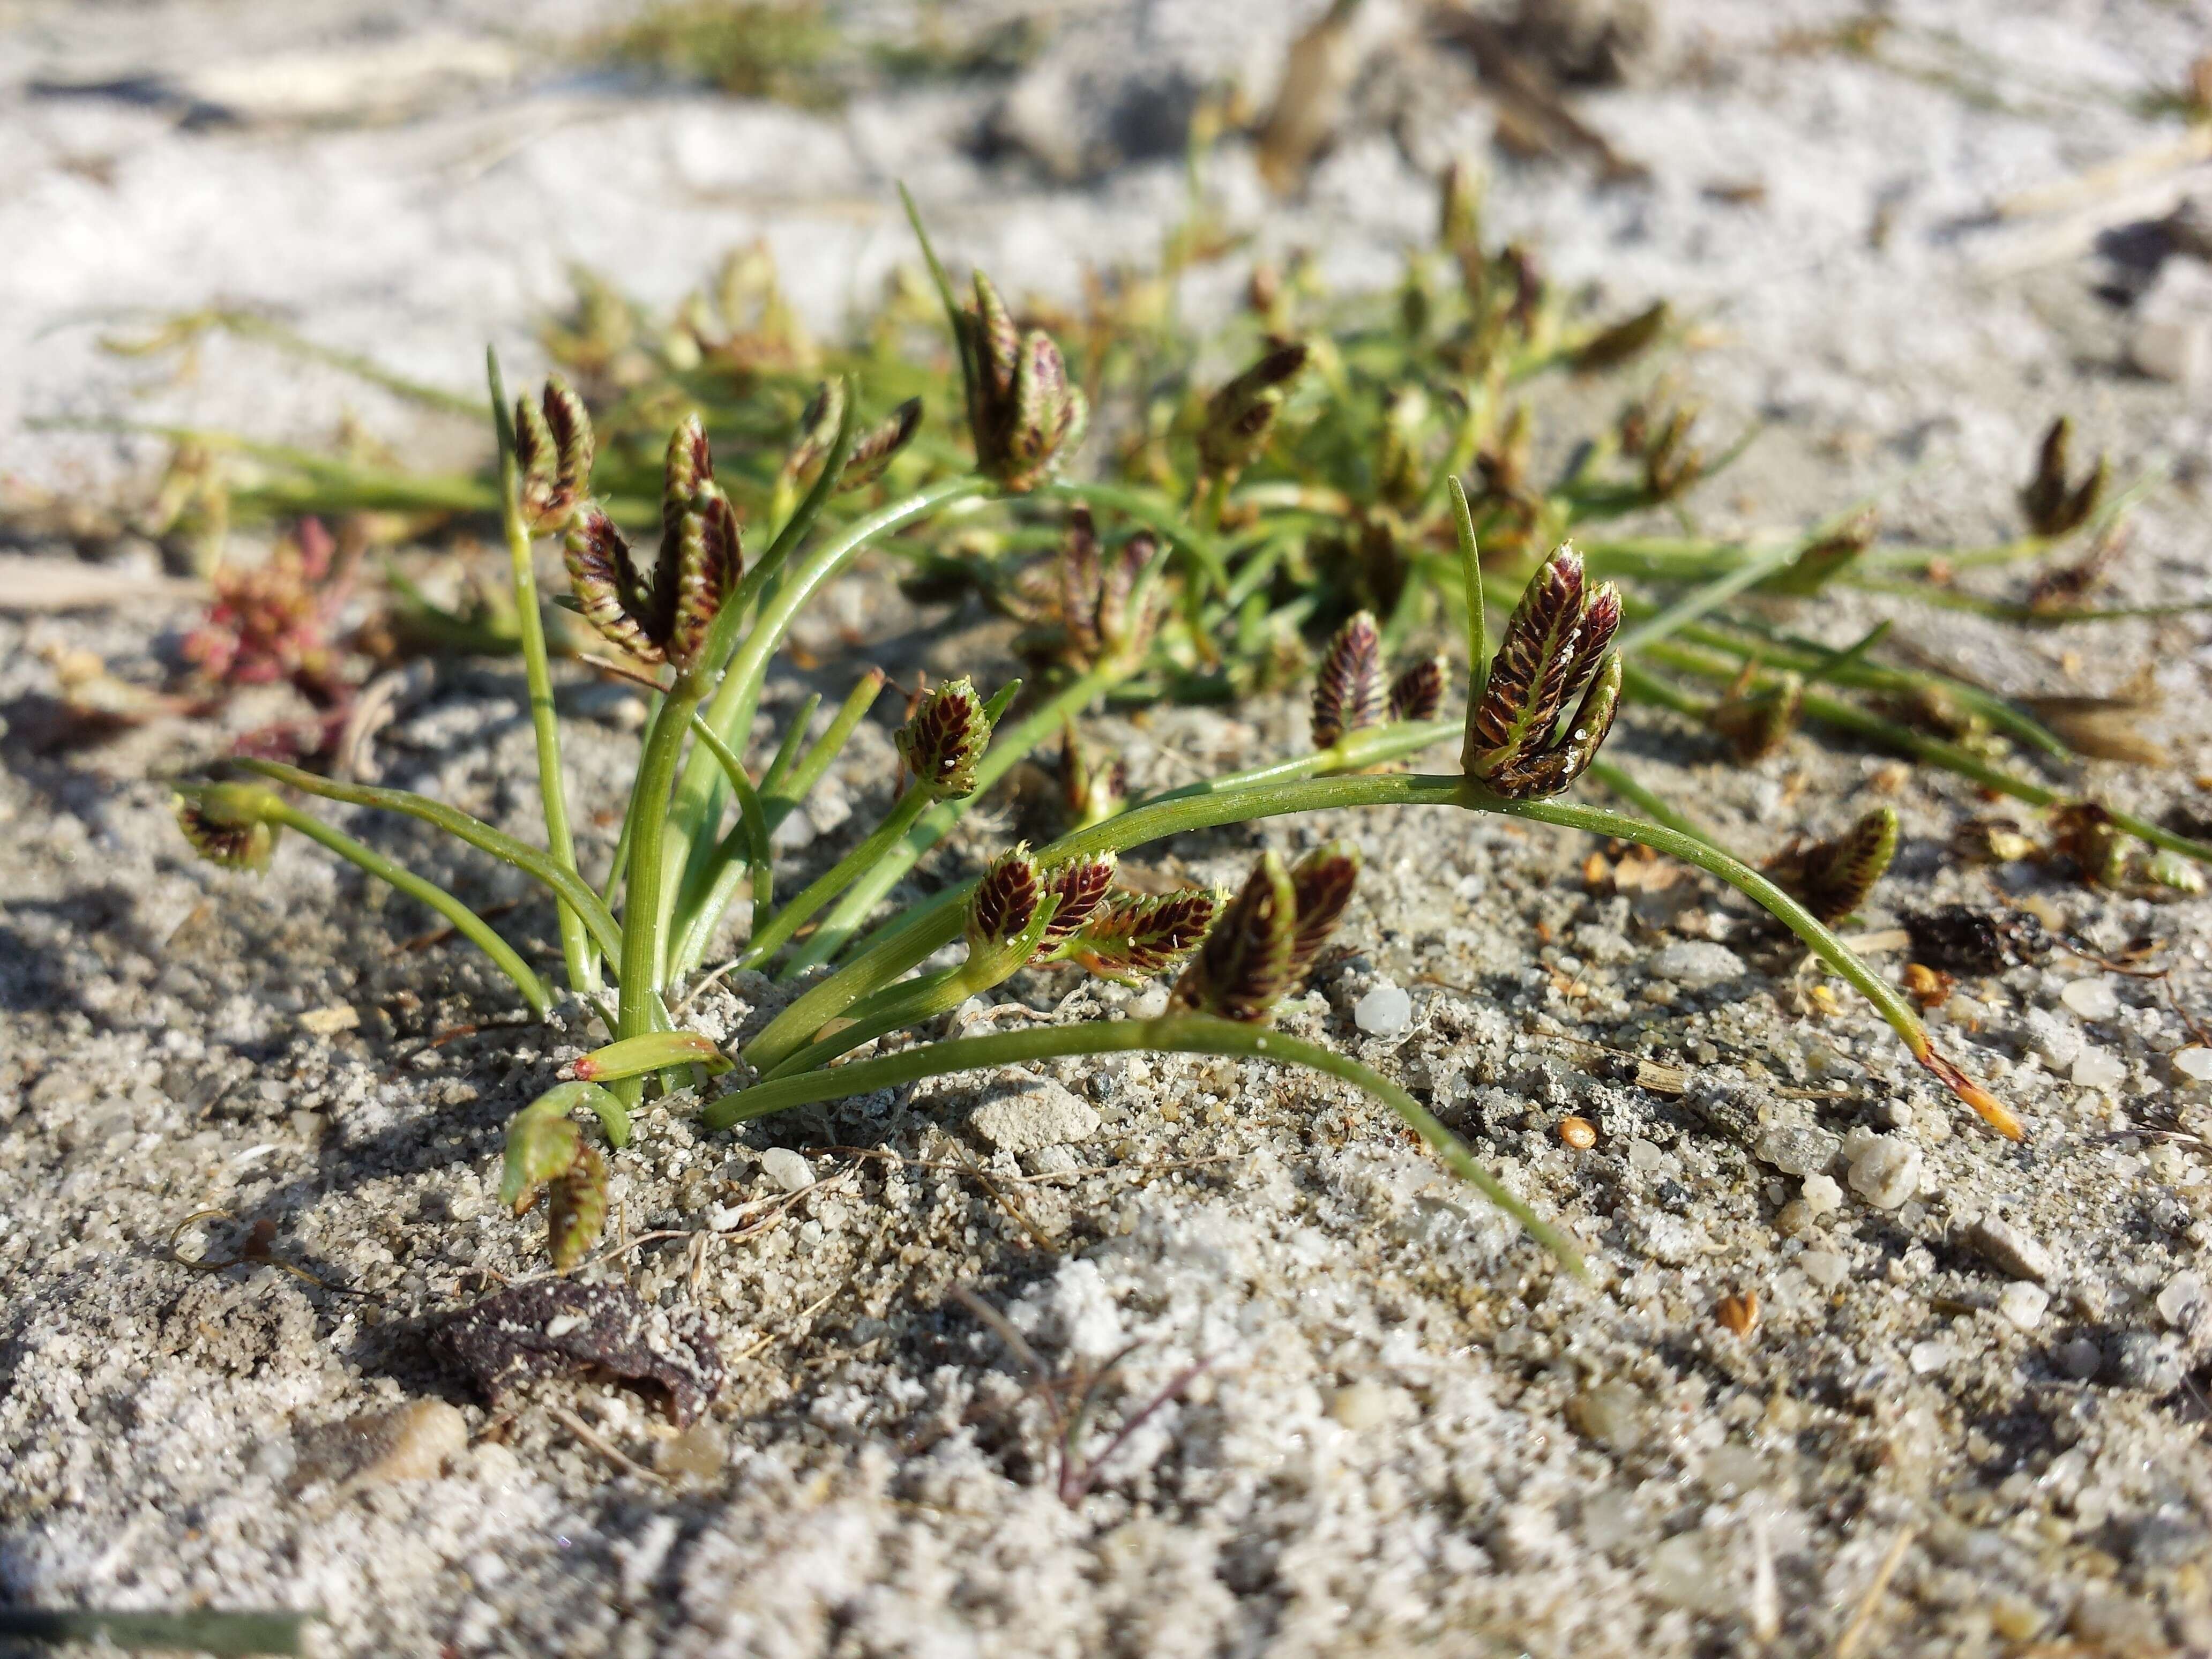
[[1641, 401, 1703, 502], [1034, 853, 1118, 959], [547, 1144, 608, 1272], [1463, 544, 1623, 797], [896, 677, 994, 799], [2020, 415, 2105, 537], [1387, 654, 1447, 723], [1198, 341, 1309, 481], [1768, 806, 1899, 926], [1706, 671, 1804, 763], [839, 398, 923, 492], [174, 786, 281, 872], [517, 377, 594, 534], [1311, 611, 1385, 749], [564, 507, 664, 664], [1028, 509, 1164, 671], [1767, 511, 1873, 596], [1170, 850, 1298, 1022], [966, 845, 1044, 951], [661, 482, 743, 671], [964, 272, 1087, 491], [1286, 841, 1362, 988], [1068, 887, 1223, 984], [1571, 300, 1669, 373]]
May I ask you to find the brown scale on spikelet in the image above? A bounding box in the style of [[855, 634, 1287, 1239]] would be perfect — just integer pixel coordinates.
[[1768, 806, 1899, 926], [896, 678, 993, 799], [1462, 544, 1623, 799], [1068, 888, 1223, 984]]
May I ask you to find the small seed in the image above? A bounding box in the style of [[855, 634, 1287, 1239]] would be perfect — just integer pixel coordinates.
[[1904, 962, 1954, 1010], [1558, 1115, 1598, 1149], [1716, 1290, 1759, 1336]]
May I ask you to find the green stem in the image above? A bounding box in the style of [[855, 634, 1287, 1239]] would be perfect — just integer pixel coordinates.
[[782, 662, 1124, 977], [263, 802, 550, 1017], [488, 349, 597, 996], [1634, 647, 2212, 866], [660, 474, 993, 930], [620, 675, 709, 1042], [745, 720, 1456, 1070], [236, 760, 623, 964], [0, 1609, 309, 1657], [743, 788, 933, 970], [705, 1015, 1584, 1275]]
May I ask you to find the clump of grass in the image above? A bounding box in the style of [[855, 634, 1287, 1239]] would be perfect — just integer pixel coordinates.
[[171, 197, 2041, 1284], [605, 1, 844, 107]]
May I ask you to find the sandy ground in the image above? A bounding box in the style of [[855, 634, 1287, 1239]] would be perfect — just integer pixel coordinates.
[[6, 2, 2212, 1655]]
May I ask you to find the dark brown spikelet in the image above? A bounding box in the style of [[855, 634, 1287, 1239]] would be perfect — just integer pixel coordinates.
[[971, 272, 1021, 403], [1035, 853, 1118, 957], [519, 377, 594, 532], [564, 507, 665, 663], [663, 484, 743, 671], [1171, 850, 1298, 1022], [1464, 544, 1622, 796], [1570, 300, 1669, 373], [783, 379, 846, 481], [968, 845, 1044, 950], [896, 677, 992, 798], [1198, 341, 1310, 479], [2020, 416, 2105, 537], [1070, 888, 1222, 982], [513, 394, 557, 523], [1311, 611, 1386, 749], [840, 397, 923, 491], [962, 273, 1088, 491], [660, 414, 715, 557], [1767, 805, 1898, 925], [1387, 654, 1447, 723], [1286, 841, 1361, 987], [547, 1142, 608, 1272], [1903, 904, 2051, 976]]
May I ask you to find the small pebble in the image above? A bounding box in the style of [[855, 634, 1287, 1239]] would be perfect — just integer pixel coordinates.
[[2172, 1047, 2212, 1082], [2156, 1271, 2206, 1331], [1567, 1382, 1644, 1452], [760, 1147, 815, 1193], [1800, 1172, 1844, 1216], [1649, 941, 1745, 990], [969, 1077, 1100, 1154], [293, 1400, 467, 1490], [1626, 1138, 1664, 1173], [1328, 1380, 1409, 1431], [2021, 1007, 2081, 1071], [1847, 1134, 1920, 1209], [1757, 1123, 1839, 1178], [2069, 1047, 2124, 1089], [1963, 1214, 2055, 1282], [2059, 978, 2119, 1020], [2110, 1332, 2185, 1392], [1353, 983, 1413, 1037], [1801, 1250, 1848, 1290], [1998, 1282, 2049, 1332], [1909, 1340, 1953, 1375], [1557, 1115, 1597, 1149]]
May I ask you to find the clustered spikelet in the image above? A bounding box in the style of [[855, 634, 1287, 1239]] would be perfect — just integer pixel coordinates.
[[1311, 611, 1385, 749], [562, 408, 743, 672], [1170, 843, 1362, 1022], [1021, 509, 1164, 672], [1706, 670, 1805, 763], [1768, 806, 1899, 925], [1638, 400, 1703, 503], [1462, 543, 1623, 798], [514, 376, 594, 534], [784, 381, 924, 494], [174, 786, 281, 872], [895, 677, 995, 799], [1198, 341, 1309, 481], [546, 1145, 608, 1273], [1310, 616, 1446, 749], [1387, 654, 1447, 723], [1066, 888, 1222, 983], [2020, 415, 2106, 539], [1034, 853, 1118, 958], [965, 845, 1045, 951], [181, 518, 349, 697], [963, 272, 1087, 492], [1570, 300, 1668, 375]]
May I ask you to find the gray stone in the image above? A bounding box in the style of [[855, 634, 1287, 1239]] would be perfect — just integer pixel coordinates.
[[1757, 1122, 1840, 1177], [969, 1076, 1100, 1155], [1649, 942, 1745, 990], [2108, 1332, 2185, 1394], [1963, 1214, 2056, 1282], [1353, 982, 1413, 1037]]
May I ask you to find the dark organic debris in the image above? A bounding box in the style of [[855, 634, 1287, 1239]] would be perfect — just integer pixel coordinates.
[[1902, 904, 2052, 976], [434, 1279, 724, 1425]]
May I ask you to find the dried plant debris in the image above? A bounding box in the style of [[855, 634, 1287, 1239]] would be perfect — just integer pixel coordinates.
[[1902, 904, 2052, 975], [435, 1280, 724, 1426]]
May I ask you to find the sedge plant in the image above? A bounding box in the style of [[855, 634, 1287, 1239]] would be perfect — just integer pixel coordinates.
[[174, 203, 2026, 1281]]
